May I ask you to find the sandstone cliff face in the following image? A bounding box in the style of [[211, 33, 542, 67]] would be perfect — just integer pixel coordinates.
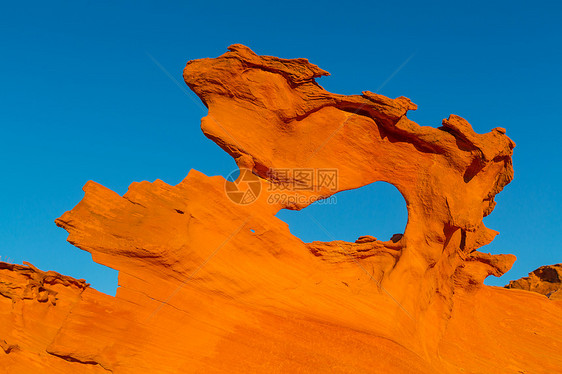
[[506, 264, 562, 300], [1, 46, 561, 373]]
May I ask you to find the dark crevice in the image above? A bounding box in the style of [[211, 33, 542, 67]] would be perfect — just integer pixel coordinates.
[[460, 230, 467, 251], [48, 352, 113, 372]]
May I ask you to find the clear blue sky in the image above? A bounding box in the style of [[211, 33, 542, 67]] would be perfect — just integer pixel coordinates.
[[1, 1, 560, 295]]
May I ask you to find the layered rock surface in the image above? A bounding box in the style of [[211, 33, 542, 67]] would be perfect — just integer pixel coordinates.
[[1, 45, 561, 373], [506, 264, 562, 300]]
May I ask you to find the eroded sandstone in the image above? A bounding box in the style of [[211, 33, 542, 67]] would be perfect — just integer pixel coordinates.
[[506, 263, 562, 300], [1, 45, 561, 373]]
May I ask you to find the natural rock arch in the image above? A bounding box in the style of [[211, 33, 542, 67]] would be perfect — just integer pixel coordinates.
[[275, 181, 408, 244]]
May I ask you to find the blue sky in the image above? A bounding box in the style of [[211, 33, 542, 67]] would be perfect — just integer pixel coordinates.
[[1, 1, 560, 294]]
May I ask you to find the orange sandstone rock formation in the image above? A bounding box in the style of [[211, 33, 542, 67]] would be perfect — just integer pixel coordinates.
[[1, 45, 562, 373], [506, 264, 562, 300]]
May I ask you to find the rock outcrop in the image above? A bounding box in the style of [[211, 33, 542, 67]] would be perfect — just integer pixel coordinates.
[[506, 264, 562, 300], [1, 45, 561, 373]]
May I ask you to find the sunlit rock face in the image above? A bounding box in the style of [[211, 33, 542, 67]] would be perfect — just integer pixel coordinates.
[[506, 264, 562, 300], [1, 45, 561, 374]]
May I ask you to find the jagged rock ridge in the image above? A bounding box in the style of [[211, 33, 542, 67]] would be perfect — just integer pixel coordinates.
[[0, 45, 561, 373], [506, 263, 562, 300]]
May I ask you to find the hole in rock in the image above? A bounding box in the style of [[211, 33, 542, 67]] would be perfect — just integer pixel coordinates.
[[275, 182, 408, 243]]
